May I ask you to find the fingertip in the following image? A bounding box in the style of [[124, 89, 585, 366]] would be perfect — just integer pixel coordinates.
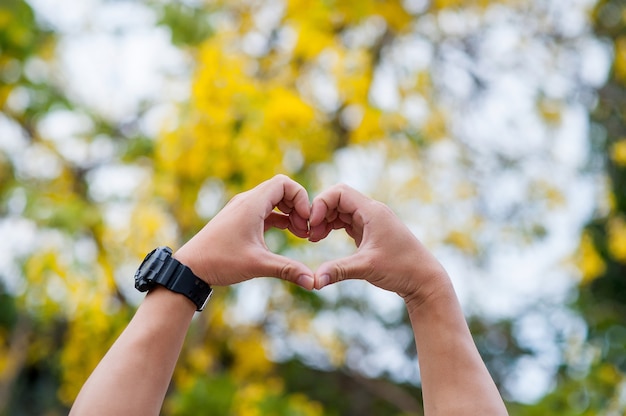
[[286, 178, 310, 217], [315, 274, 330, 290], [290, 212, 309, 232], [294, 195, 311, 220], [308, 223, 328, 243], [289, 225, 310, 239], [296, 274, 315, 290], [309, 200, 325, 227]]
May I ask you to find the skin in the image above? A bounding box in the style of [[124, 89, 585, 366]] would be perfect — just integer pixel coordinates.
[[70, 175, 314, 415], [309, 184, 508, 415], [69, 175, 508, 416]]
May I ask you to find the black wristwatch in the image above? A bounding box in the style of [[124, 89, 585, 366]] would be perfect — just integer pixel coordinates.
[[134, 246, 213, 311]]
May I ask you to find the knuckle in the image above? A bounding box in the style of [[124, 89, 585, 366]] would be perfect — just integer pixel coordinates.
[[336, 263, 348, 282], [370, 199, 394, 217], [334, 183, 352, 193], [273, 173, 289, 183], [279, 262, 294, 282]]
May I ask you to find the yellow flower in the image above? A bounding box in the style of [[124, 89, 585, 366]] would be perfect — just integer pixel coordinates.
[[421, 109, 448, 141], [351, 107, 384, 144], [610, 139, 626, 166], [444, 230, 477, 255], [608, 216, 626, 263], [614, 37, 626, 85], [229, 329, 273, 380], [578, 232, 605, 284]]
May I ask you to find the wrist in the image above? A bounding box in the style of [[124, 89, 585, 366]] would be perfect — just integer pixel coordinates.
[[402, 269, 455, 315], [173, 245, 211, 285], [134, 246, 213, 311]]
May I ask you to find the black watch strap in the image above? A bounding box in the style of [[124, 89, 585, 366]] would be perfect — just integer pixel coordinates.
[[135, 247, 212, 311]]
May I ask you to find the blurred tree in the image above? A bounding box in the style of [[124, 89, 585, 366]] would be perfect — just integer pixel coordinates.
[[0, 0, 70, 414], [0, 0, 618, 415], [512, 0, 626, 413], [0, 0, 158, 413], [152, 0, 606, 413]]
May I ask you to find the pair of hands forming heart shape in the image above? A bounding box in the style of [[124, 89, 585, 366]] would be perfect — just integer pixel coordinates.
[[174, 175, 448, 305], [71, 175, 508, 416]]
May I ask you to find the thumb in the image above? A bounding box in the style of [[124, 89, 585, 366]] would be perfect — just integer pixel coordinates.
[[259, 251, 316, 290], [314, 252, 371, 290]]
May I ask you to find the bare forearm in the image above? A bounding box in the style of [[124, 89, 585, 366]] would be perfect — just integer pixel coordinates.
[[70, 287, 195, 415], [70, 176, 315, 415], [406, 277, 508, 416]]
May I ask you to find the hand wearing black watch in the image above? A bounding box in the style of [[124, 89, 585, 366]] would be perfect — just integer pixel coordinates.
[[134, 246, 213, 311]]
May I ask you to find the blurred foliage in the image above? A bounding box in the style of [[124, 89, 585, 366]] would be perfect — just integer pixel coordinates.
[[0, 0, 624, 415], [516, 0, 626, 412], [154, 1, 214, 47]]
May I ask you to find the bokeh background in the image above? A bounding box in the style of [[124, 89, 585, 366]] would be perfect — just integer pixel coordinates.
[[1, 0, 625, 414]]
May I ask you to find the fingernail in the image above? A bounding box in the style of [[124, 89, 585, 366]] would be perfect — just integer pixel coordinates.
[[296, 274, 314, 290], [317, 274, 330, 290]]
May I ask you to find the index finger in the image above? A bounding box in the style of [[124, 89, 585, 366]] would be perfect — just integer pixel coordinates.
[[310, 183, 372, 228], [254, 174, 311, 220]]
